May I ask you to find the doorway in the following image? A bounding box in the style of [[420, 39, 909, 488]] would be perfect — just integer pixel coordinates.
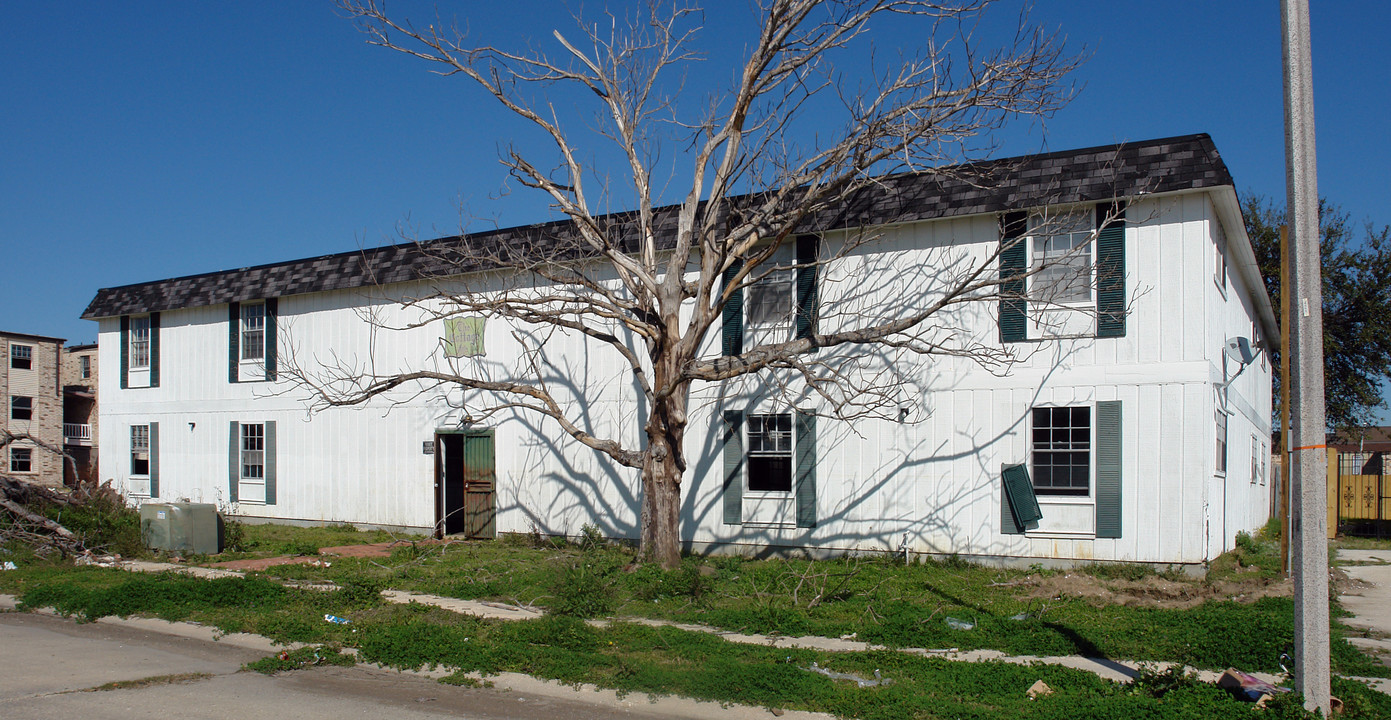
[[435, 430, 496, 539]]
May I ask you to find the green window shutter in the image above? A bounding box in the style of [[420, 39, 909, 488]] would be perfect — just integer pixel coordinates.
[[795, 235, 819, 343], [722, 411, 744, 525], [149, 422, 160, 498], [722, 259, 744, 356], [149, 312, 161, 387], [228, 302, 240, 383], [1095, 400, 1123, 538], [228, 421, 240, 504], [1001, 463, 1042, 533], [265, 298, 278, 381], [1095, 203, 1126, 338], [795, 411, 817, 529], [119, 315, 130, 390], [999, 211, 1028, 343], [264, 420, 277, 505]]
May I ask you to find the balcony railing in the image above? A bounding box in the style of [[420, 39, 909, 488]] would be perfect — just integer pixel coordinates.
[[63, 423, 92, 446]]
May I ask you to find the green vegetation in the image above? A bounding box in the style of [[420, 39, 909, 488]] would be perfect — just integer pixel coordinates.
[[4, 520, 1389, 719], [244, 644, 357, 674]]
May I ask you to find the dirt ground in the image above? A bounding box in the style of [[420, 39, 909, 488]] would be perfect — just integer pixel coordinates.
[[1022, 570, 1297, 609]]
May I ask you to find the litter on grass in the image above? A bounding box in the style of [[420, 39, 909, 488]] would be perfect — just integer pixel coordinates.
[[804, 662, 893, 688], [945, 616, 975, 631], [323, 614, 351, 624]]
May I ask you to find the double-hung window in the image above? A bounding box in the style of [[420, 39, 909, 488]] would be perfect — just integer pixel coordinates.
[[10, 448, 32, 473], [240, 423, 267, 503], [746, 269, 795, 345], [130, 316, 151, 369], [241, 303, 266, 362], [80, 355, 91, 379], [747, 413, 794, 492], [1215, 409, 1228, 475], [10, 344, 32, 370], [1031, 406, 1091, 496], [131, 425, 150, 477], [10, 396, 32, 421], [1030, 210, 1094, 305]]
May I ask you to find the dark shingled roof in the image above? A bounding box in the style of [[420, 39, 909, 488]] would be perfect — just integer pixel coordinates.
[[83, 133, 1233, 319]]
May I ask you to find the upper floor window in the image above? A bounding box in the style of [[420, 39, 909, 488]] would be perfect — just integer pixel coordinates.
[[241, 303, 266, 362], [1215, 409, 1228, 475], [80, 355, 91, 379], [1030, 210, 1094, 305], [1214, 219, 1228, 294], [130, 316, 151, 369], [1032, 406, 1090, 496], [10, 396, 32, 421], [10, 344, 32, 370]]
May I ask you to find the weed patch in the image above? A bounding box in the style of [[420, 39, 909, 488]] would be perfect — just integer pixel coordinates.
[[244, 644, 355, 674]]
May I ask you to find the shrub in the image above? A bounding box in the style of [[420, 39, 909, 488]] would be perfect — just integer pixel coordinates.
[[550, 559, 616, 618]]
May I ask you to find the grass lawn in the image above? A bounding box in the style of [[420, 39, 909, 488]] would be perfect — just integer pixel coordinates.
[[3, 519, 1389, 719]]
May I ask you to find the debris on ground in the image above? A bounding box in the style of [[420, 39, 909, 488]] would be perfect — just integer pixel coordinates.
[[1216, 668, 1291, 705], [945, 616, 975, 631], [804, 662, 892, 688], [324, 614, 351, 624], [1, 469, 128, 557], [1027, 680, 1054, 699]]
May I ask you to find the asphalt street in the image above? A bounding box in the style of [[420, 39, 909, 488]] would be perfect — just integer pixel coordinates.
[[0, 611, 805, 720]]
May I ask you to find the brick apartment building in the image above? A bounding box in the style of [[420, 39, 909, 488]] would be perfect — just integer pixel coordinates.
[[2, 331, 99, 487]]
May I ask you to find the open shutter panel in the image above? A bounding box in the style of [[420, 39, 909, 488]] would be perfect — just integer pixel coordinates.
[[999, 211, 1028, 342], [228, 421, 240, 503], [721, 259, 744, 356], [795, 235, 819, 343], [149, 422, 160, 498], [795, 411, 817, 528], [722, 411, 744, 525], [1000, 470, 1023, 534], [1096, 203, 1127, 338], [149, 312, 161, 387], [1095, 400, 1123, 538], [1001, 463, 1042, 533], [228, 302, 240, 383], [265, 298, 278, 381], [119, 316, 130, 389], [264, 420, 277, 505]]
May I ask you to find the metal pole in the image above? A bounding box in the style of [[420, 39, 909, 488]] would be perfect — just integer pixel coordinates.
[[1280, 226, 1291, 574], [1281, 0, 1330, 713]]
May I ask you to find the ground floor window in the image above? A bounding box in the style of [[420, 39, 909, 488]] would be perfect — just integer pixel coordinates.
[[1215, 409, 1228, 475], [240, 423, 266, 503], [131, 425, 150, 476], [747, 413, 793, 492], [10, 447, 32, 473], [1032, 406, 1090, 496]]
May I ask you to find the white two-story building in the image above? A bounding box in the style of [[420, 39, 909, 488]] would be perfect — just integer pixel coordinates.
[[84, 134, 1275, 567]]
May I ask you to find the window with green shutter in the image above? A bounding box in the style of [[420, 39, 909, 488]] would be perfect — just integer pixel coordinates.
[[999, 211, 1028, 342]]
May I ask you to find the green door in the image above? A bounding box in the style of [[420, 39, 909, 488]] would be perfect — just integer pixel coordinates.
[[462, 432, 496, 539]]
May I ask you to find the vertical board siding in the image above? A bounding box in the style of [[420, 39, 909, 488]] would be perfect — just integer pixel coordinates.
[[94, 200, 1265, 564]]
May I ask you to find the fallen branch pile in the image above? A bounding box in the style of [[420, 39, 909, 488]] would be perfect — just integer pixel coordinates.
[[1, 474, 125, 557]]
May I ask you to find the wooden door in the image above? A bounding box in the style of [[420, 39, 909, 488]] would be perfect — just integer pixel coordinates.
[[462, 432, 496, 539]]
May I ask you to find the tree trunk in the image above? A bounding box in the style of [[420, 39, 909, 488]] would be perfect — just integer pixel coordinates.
[[638, 364, 690, 569]]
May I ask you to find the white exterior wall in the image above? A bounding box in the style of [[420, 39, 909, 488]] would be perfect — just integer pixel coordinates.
[[98, 188, 1273, 565]]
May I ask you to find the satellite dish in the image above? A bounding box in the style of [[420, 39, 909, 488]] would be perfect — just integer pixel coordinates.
[[1224, 337, 1256, 365]]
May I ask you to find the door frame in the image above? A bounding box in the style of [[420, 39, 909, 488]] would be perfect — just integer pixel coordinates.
[[434, 427, 495, 539]]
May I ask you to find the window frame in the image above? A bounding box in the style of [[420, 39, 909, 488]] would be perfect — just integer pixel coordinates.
[[131, 425, 151, 477], [129, 315, 151, 369], [240, 302, 267, 364], [239, 422, 267, 503], [1215, 409, 1229, 476], [1214, 218, 1229, 297], [745, 412, 794, 494], [746, 269, 795, 331], [1030, 405, 1092, 497], [10, 344, 33, 370], [1028, 209, 1095, 306], [10, 396, 32, 421], [9, 447, 32, 473], [79, 354, 91, 379]]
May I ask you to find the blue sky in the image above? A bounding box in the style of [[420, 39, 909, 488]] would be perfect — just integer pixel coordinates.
[[2, 1, 1388, 348]]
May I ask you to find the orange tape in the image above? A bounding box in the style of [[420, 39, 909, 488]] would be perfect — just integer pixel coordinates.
[[1291, 444, 1328, 451]]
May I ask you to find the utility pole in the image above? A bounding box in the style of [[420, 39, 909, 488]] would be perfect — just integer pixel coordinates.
[[1281, 0, 1330, 714], [1280, 226, 1290, 575]]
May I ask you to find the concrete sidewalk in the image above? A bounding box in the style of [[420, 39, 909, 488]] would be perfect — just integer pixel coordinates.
[[1335, 548, 1391, 695]]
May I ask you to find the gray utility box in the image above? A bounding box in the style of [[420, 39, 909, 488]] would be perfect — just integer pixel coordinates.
[[140, 503, 224, 555]]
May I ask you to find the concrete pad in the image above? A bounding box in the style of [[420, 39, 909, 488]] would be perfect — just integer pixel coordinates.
[[383, 590, 544, 621], [1335, 549, 1391, 565], [1336, 551, 1391, 635]]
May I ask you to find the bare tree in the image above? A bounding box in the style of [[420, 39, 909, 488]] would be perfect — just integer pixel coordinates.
[[311, 0, 1082, 567]]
